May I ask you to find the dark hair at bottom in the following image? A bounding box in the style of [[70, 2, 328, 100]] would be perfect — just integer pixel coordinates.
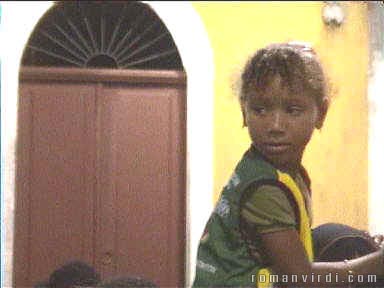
[[33, 280, 50, 288], [97, 276, 157, 288], [48, 260, 100, 288]]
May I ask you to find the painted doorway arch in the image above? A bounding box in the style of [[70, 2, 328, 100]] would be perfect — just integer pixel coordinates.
[[1, 2, 214, 287]]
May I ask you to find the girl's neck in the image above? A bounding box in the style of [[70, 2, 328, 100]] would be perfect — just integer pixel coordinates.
[[278, 164, 300, 179], [250, 144, 301, 177]]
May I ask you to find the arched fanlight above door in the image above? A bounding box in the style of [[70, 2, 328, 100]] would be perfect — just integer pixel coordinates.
[[21, 1, 184, 70]]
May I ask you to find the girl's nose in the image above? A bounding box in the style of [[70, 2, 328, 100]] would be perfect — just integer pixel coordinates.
[[269, 111, 285, 134]]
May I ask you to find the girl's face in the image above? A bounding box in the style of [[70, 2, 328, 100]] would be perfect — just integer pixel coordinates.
[[242, 75, 323, 173]]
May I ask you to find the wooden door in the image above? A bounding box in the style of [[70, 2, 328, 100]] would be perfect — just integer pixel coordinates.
[[14, 67, 186, 287], [15, 80, 97, 286]]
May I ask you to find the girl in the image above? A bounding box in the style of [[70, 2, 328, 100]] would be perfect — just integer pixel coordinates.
[[192, 42, 384, 287]]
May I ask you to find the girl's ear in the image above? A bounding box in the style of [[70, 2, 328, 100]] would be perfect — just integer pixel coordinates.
[[241, 103, 248, 127], [315, 98, 329, 129]]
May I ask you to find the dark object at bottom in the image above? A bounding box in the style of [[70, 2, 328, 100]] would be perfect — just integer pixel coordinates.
[[312, 223, 383, 287]]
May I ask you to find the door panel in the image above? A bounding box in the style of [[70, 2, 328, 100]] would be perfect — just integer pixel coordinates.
[[97, 84, 186, 287], [15, 82, 96, 286]]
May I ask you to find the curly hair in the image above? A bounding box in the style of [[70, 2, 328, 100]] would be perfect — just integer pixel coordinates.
[[240, 42, 328, 109]]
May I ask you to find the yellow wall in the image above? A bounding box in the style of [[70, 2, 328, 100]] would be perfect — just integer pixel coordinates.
[[193, 2, 368, 229]]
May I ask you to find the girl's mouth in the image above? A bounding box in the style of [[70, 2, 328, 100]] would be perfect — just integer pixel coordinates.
[[262, 143, 291, 154]]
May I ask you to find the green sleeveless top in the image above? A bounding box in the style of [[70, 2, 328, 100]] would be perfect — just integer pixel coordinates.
[[192, 145, 313, 287]]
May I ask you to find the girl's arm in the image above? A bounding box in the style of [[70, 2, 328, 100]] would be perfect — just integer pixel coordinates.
[[261, 229, 384, 287]]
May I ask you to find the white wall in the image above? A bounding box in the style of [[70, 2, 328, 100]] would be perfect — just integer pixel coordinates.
[[0, 2, 214, 287], [368, 2, 384, 235], [368, 55, 384, 235]]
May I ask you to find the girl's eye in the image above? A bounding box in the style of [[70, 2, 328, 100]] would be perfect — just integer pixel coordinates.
[[251, 106, 266, 114], [286, 106, 303, 115]]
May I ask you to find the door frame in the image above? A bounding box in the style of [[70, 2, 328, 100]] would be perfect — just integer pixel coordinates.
[[1, 2, 214, 287]]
